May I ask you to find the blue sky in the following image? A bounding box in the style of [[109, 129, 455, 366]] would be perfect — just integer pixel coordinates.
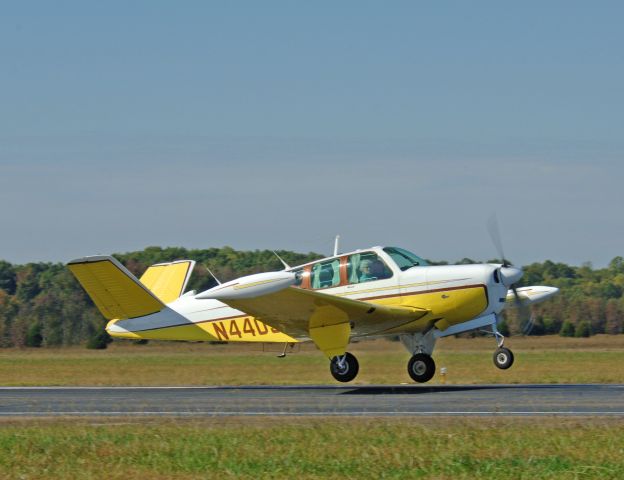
[[1, 2, 623, 266]]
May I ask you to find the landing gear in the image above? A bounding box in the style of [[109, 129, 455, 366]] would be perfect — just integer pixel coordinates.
[[407, 353, 436, 383], [400, 332, 437, 384], [330, 352, 359, 382], [493, 347, 514, 369], [490, 320, 515, 370]]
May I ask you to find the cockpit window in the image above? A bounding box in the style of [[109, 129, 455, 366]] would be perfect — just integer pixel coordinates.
[[383, 247, 429, 271], [347, 252, 393, 284]]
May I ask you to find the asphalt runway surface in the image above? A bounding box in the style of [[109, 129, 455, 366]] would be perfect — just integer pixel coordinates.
[[1, 384, 623, 417]]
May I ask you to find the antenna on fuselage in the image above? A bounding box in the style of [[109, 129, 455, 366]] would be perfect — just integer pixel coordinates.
[[272, 251, 291, 270], [333, 235, 340, 256], [205, 265, 222, 285]]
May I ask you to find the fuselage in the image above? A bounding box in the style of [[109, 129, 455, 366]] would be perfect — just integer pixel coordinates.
[[107, 246, 512, 342]]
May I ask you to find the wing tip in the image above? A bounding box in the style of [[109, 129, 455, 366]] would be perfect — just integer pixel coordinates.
[[67, 255, 115, 266]]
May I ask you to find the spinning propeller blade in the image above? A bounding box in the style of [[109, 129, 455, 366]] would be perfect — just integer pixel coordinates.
[[487, 213, 510, 267], [488, 214, 533, 335]]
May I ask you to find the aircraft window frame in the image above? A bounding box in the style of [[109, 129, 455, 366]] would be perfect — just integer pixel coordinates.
[[310, 258, 341, 289], [383, 247, 429, 271], [346, 252, 393, 285], [300, 265, 312, 289]]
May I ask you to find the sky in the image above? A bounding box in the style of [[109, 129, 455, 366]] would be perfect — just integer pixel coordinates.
[[1, 1, 623, 266]]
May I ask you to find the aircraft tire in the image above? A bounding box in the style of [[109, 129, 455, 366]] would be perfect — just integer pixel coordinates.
[[407, 353, 436, 383], [493, 347, 514, 369], [330, 352, 359, 382]]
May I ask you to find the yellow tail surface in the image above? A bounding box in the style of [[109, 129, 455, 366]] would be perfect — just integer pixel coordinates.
[[68, 256, 165, 320], [139, 260, 195, 304]]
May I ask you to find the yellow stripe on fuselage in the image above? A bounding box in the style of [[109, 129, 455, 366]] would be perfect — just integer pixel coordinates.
[[107, 316, 298, 343]]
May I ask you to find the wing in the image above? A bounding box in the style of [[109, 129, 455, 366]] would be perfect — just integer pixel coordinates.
[[221, 287, 429, 358]]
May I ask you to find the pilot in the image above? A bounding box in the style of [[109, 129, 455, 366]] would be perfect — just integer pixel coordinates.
[[359, 259, 376, 282]]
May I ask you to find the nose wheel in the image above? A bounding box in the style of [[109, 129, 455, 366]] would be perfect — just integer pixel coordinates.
[[489, 320, 515, 370], [407, 353, 436, 383], [493, 347, 514, 369], [330, 352, 359, 382]]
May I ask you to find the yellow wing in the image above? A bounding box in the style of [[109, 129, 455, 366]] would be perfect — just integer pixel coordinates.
[[222, 288, 429, 358], [68, 256, 164, 320], [140, 260, 195, 304]]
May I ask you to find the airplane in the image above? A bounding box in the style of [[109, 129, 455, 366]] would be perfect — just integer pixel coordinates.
[[67, 244, 558, 383]]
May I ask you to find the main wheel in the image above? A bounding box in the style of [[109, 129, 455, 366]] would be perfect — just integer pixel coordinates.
[[407, 353, 436, 383], [493, 347, 514, 369], [330, 352, 359, 382]]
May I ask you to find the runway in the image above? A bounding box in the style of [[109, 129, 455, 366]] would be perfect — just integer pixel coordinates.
[[1, 384, 623, 417]]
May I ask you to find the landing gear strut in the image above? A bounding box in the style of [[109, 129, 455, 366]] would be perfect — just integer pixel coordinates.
[[330, 352, 359, 382], [407, 353, 436, 383]]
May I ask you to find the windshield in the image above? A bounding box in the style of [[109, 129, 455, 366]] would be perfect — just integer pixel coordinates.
[[383, 247, 429, 271]]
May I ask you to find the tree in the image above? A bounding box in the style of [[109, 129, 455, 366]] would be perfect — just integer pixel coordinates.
[[559, 321, 575, 337], [605, 299, 622, 334], [575, 321, 592, 338], [0, 261, 16, 295], [609, 256, 624, 274], [10, 309, 30, 347], [456, 258, 477, 265], [14, 264, 44, 302], [541, 316, 559, 334], [25, 322, 43, 347], [86, 330, 112, 349]]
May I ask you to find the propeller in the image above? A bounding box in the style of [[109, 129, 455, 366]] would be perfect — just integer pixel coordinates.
[[487, 214, 511, 268], [487, 214, 534, 335]]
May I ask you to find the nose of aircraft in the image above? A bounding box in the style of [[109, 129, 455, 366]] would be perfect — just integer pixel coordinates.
[[499, 266, 523, 286]]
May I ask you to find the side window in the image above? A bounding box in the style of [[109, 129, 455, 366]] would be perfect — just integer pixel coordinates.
[[310, 259, 341, 289], [347, 252, 392, 284]]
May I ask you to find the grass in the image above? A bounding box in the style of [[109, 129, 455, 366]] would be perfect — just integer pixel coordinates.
[[1, 337, 623, 479], [0, 417, 622, 479], [1, 335, 623, 386]]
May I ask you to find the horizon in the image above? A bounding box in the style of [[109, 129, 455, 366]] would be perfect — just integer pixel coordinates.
[[0, 242, 618, 270]]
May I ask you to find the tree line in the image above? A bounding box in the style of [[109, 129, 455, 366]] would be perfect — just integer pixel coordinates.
[[0, 247, 622, 348]]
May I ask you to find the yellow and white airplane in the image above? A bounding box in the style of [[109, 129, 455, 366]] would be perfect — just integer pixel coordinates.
[[68, 245, 558, 383]]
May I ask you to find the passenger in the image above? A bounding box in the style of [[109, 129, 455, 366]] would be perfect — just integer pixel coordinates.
[[359, 259, 376, 282], [370, 259, 388, 279]]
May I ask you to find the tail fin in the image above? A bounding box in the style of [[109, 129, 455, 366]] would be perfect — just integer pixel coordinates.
[[68, 256, 165, 320], [139, 260, 196, 304]]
